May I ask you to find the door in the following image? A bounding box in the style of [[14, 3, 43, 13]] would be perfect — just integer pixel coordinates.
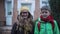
[[5, 0, 13, 25]]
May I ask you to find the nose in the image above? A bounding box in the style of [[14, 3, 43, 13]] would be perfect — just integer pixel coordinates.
[[43, 13, 46, 14], [24, 14, 27, 15]]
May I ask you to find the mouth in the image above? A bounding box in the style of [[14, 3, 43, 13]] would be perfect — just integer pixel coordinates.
[[22, 15, 28, 18], [43, 15, 47, 18]]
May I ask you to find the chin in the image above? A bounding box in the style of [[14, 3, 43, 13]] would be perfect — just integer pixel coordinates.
[[43, 16, 47, 18], [42, 15, 48, 18]]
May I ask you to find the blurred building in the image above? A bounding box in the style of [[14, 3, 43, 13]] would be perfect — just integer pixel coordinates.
[[0, 0, 49, 34]]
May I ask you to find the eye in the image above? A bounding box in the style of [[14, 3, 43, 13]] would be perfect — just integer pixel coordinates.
[[42, 12, 44, 13], [45, 12, 47, 13]]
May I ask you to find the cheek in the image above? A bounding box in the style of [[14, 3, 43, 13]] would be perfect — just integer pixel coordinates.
[[26, 13, 29, 16], [27, 14, 29, 16], [21, 13, 24, 15], [47, 12, 50, 16], [45, 13, 50, 17]]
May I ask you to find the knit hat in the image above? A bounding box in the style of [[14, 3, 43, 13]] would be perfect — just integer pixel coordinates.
[[41, 6, 51, 11], [20, 6, 29, 12]]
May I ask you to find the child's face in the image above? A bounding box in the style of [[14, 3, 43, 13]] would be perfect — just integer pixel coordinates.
[[41, 10, 50, 18]]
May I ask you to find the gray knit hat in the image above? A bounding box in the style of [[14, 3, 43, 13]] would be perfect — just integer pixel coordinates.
[[41, 6, 51, 11]]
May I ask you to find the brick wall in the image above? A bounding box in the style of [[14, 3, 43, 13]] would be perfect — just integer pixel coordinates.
[[12, 0, 18, 25], [0, 0, 6, 26]]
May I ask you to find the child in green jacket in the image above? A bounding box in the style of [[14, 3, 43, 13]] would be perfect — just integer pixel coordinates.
[[34, 6, 59, 34]]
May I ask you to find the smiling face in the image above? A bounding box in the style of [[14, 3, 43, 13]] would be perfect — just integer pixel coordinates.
[[21, 9, 29, 19], [41, 9, 50, 18]]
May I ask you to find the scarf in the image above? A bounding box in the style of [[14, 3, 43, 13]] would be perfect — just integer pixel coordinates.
[[38, 15, 54, 31]]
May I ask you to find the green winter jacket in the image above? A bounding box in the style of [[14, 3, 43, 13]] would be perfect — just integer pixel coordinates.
[[34, 18, 59, 34]]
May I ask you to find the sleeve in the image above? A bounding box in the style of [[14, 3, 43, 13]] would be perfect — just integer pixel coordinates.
[[34, 19, 39, 34], [54, 20, 59, 34], [11, 23, 17, 34]]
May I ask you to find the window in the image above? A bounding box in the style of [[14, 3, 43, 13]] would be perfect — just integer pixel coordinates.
[[7, 1, 12, 15], [40, 0, 49, 8], [21, 3, 31, 12]]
